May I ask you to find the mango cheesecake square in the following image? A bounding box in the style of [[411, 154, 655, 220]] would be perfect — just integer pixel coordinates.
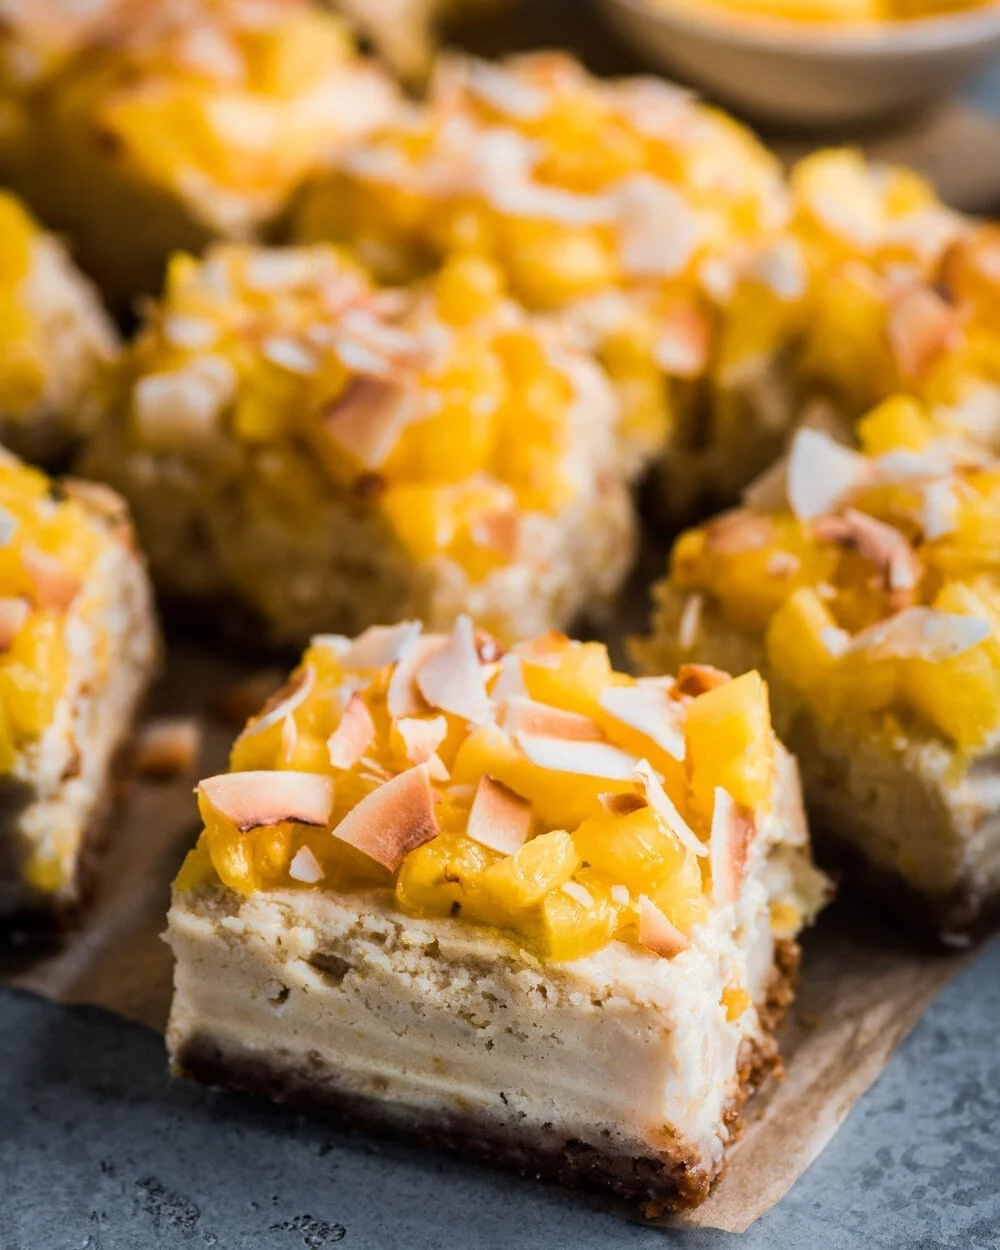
[[0, 450, 157, 927], [0, 191, 118, 465], [80, 242, 638, 647], [166, 619, 827, 1209], [295, 50, 789, 472], [638, 411, 1000, 939], [0, 0, 398, 311], [657, 149, 968, 519]]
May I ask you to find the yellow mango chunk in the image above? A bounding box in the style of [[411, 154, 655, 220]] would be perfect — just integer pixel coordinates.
[[538, 871, 624, 962], [481, 830, 580, 912], [857, 395, 935, 456], [765, 587, 842, 699], [685, 671, 774, 818], [573, 806, 689, 893]]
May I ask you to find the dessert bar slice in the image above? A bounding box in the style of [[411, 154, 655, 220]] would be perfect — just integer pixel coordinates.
[[167, 619, 827, 1209], [81, 243, 637, 647], [638, 412, 1000, 938], [0, 0, 398, 310], [0, 452, 157, 926], [0, 192, 117, 465]]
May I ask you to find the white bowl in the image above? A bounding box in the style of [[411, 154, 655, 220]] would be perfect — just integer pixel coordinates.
[[594, 0, 1000, 127]]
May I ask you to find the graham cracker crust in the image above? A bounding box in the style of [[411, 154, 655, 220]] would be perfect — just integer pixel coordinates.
[[172, 938, 800, 1213]]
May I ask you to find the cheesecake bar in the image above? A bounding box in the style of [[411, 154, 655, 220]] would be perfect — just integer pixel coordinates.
[[166, 621, 827, 1209], [656, 149, 969, 519], [295, 50, 788, 469], [80, 242, 638, 647], [0, 450, 158, 926], [638, 410, 1000, 938], [0, 191, 118, 465], [0, 0, 398, 310]]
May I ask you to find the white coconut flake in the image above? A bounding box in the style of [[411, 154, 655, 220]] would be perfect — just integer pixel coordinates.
[[751, 238, 806, 302], [515, 734, 640, 780], [262, 337, 318, 375], [466, 59, 546, 119], [678, 594, 703, 652], [490, 653, 527, 704], [561, 881, 594, 907], [921, 479, 959, 541], [0, 506, 17, 548], [415, 615, 492, 724], [288, 846, 325, 884], [614, 175, 704, 279], [786, 428, 872, 521], [238, 666, 315, 741], [342, 621, 422, 672], [847, 608, 990, 662], [599, 687, 686, 762], [632, 761, 706, 857], [610, 884, 630, 907]]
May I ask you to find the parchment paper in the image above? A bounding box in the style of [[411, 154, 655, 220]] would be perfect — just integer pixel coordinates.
[[0, 640, 981, 1235]]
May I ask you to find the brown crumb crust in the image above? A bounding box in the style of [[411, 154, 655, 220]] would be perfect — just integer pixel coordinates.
[[172, 938, 800, 1213]]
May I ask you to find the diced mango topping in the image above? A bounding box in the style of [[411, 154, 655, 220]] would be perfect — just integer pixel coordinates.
[[177, 621, 783, 963], [115, 241, 604, 586], [662, 414, 1000, 753], [0, 452, 106, 774], [20, 0, 396, 217], [0, 192, 47, 415]]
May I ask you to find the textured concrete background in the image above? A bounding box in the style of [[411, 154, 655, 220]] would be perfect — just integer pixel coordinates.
[[2, 932, 998, 1250]]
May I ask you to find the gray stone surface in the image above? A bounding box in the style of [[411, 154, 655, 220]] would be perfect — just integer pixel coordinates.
[[1, 930, 998, 1250]]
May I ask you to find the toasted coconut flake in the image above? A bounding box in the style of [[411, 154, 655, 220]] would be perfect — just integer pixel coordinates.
[[611, 883, 631, 907], [386, 633, 447, 720], [562, 881, 594, 907], [415, 615, 491, 724], [502, 696, 602, 742], [674, 664, 730, 698], [133, 718, 201, 779], [813, 509, 921, 595], [490, 653, 527, 703], [396, 716, 450, 781], [323, 375, 417, 469], [474, 629, 505, 665], [889, 287, 961, 380], [0, 597, 29, 651], [677, 594, 702, 651], [241, 665, 315, 740], [328, 694, 377, 770], [848, 607, 989, 662], [654, 305, 711, 378], [515, 632, 570, 669], [466, 775, 532, 854], [600, 686, 686, 762], [342, 621, 422, 672], [786, 428, 872, 521], [22, 546, 81, 611], [331, 763, 438, 872], [470, 510, 520, 559], [704, 510, 773, 555], [515, 733, 639, 779], [599, 791, 648, 817], [633, 761, 706, 857], [288, 845, 325, 884], [637, 895, 689, 958], [199, 771, 335, 834], [710, 788, 754, 906]]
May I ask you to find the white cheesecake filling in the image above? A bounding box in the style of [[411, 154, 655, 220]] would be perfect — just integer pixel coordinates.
[[167, 772, 821, 1175]]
